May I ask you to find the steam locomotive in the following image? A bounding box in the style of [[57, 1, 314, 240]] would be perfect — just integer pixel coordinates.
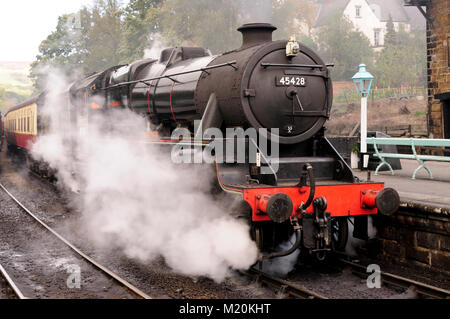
[[4, 23, 400, 260]]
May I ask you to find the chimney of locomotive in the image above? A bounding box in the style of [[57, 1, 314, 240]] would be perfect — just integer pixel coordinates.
[[238, 23, 277, 49]]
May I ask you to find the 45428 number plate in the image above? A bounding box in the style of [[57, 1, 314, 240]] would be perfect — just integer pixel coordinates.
[[276, 76, 307, 87]]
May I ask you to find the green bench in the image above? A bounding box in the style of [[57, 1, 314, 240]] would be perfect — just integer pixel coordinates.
[[366, 137, 450, 179]]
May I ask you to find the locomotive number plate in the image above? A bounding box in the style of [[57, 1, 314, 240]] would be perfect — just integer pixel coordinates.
[[276, 76, 307, 87]]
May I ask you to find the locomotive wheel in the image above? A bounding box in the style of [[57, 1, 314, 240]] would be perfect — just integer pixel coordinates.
[[331, 217, 348, 252], [251, 225, 264, 251]]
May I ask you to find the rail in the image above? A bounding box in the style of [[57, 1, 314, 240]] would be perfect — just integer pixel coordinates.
[[0, 264, 27, 299], [340, 259, 450, 299], [0, 182, 152, 299], [244, 268, 327, 299], [366, 137, 450, 179]]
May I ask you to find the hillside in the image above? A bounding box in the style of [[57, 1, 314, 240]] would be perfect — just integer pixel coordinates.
[[0, 61, 33, 113]]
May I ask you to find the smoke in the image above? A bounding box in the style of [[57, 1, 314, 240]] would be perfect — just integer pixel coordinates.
[[31, 70, 258, 282], [234, 0, 274, 25], [345, 217, 377, 257], [261, 234, 299, 277], [143, 33, 167, 60]]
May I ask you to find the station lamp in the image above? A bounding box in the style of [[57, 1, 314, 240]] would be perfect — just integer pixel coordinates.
[[352, 64, 374, 169]]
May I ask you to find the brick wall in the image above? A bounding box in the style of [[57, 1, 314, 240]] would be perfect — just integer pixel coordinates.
[[375, 202, 450, 276], [426, 0, 450, 138]]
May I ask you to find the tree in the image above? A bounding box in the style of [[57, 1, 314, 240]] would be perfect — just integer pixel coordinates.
[[272, 0, 318, 40], [30, 8, 93, 90], [30, 0, 127, 90], [374, 28, 426, 88], [84, 0, 124, 71], [316, 15, 374, 81], [384, 15, 396, 46], [158, 0, 241, 54], [119, 0, 163, 63]]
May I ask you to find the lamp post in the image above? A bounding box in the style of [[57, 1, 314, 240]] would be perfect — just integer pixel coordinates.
[[352, 64, 374, 170]]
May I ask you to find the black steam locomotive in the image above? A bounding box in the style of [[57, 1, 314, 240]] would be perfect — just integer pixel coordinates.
[[6, 23, 400, 260]]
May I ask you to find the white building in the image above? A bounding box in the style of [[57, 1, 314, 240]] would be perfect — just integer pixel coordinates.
[[313, 0, 425, 49]]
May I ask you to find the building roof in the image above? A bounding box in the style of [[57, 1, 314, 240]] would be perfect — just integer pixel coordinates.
[[366, 0, 409, 22], [403, 5, 426, 30], [5, 94, 42, 115], [314, 0, 424, 28]]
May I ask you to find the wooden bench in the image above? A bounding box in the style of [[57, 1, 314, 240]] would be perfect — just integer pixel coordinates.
[[366, 137, 450, 179]]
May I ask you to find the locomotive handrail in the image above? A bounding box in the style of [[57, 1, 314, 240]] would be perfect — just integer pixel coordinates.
[[102, 61, 238, 90], [261, 63, 332, 69]]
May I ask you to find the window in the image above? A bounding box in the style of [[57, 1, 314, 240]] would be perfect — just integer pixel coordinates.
[[374, 29, 381, 46], [356, 6, 361, 18]]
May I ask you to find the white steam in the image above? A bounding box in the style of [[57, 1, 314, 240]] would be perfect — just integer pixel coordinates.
[[31, 70, 258, 282], [345, 217, 377, 257], [235, 0, 274, 25], [144, 33, 167, 60], [261, 234, 299, 277]]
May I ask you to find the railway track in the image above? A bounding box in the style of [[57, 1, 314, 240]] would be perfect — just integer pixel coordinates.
[[244, 267, 327, 299], [340, 259, 450, 299], [0, 182, 152, 299], [0, 264, 27, 299]]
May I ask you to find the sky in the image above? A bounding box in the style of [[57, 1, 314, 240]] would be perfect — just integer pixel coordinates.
[[0, 0, 97, 62]]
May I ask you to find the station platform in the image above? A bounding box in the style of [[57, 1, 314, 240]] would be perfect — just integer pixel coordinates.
[[353, 159, 450, 209]]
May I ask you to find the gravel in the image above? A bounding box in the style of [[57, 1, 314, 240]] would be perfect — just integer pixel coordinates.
[[1, 149, 446, 299]]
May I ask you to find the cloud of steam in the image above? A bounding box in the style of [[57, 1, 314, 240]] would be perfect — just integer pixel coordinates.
[[31, 70, 258, 282], [261, 234, 299, 277], [345, 217, 377, 257], [143, 33, 167, 60], [235, 0, 274, 25]]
